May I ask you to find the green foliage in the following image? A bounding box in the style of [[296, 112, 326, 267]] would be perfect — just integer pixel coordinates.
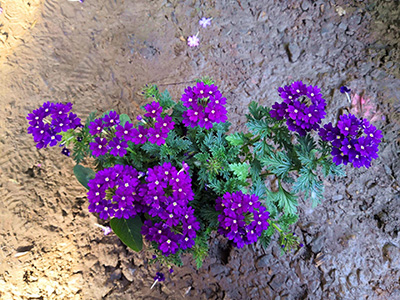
[[159, 90, 176, 110], [119, 114, 131, 126], [72, 111, 97, 164], [73, 165, 95, 189], [229, 162, 249, 182], [226, 132, 252, 146], [261, 151, 292, 179], [110, 216, 143, 252], [270, 183, 298, 215], [190, 231, 210, 269], [293, 168, 324, 207]]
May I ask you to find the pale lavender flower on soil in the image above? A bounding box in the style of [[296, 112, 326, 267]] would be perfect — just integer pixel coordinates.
[[199, 17, 212, 28], [187, 35, 200, 47]]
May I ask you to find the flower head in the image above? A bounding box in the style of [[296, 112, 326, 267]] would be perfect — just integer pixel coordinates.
[[181, 82, 227, 130], [199, 17, 212, 28], [187, 35, 200, 47], [270, 81, 327, 136], [215, 191, 270, 248], [340, 86, 351, 94], [319, 113, 382, 168]]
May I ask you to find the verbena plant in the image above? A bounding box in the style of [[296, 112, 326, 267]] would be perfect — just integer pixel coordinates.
[[27, 79, 382, 268]]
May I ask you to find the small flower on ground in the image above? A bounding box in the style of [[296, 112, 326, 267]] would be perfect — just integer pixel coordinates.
[[340, 86, 351, 94], [187, 35, 200, 47], [199, 17, 212, 28], [61, 148, 71, 156]]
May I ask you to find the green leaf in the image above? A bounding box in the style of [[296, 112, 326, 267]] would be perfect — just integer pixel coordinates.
[[261, 151, 292, 179], [229, 162, 249, 182], [110, 216, 143, 252], [272, 185, 298, 215], [226, 132, 246, 146], [119, 114, 132, 126], [293, 168, 324, 206], [73, 165, 95, 189], [159, 90, 176, 110], [246, 119, 270, 137]]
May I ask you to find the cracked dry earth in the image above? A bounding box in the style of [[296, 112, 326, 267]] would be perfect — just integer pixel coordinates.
[[0, 0, 399, 299]]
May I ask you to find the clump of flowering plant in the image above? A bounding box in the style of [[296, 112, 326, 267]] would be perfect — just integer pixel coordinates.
[[27, 79, 382, 269]]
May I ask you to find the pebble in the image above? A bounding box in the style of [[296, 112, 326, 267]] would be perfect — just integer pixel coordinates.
[[288, 43, 301, 62]]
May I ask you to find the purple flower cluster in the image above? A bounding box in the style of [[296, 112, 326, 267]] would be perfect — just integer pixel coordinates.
[[181, 82, 227, 130], [88, 111, 128, 157], [87, 165, 148, 219], [130, 102, 175, 146], [270, 81, 327, 136], [141, 162, 200, 256], [27, 102, 81, 149], [215, 191, 270, 248], [319, 113, 382, 168]]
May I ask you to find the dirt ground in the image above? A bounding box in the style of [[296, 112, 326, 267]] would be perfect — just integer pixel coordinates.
[[0, 0, 399, 299]]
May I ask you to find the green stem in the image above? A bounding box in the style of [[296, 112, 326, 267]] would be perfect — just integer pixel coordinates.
[[271, 221, 283, 233]]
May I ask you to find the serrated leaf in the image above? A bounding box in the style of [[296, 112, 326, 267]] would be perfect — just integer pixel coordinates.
[[226, 132, 246, 146], [261, 151, 292, 179], [229, 162, 249, 182], [272, 185, 298, 215], [110, 216, 143, 252], [159, 90, 176, 110], [246, 119, 271, 136], [119, 114, 132, 126], [73, 165, 95, 189]]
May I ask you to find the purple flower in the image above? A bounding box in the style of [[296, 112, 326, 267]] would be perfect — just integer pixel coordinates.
[[155, 115, 175, 133], [181, 82, 227, 129], [144, 101, 162, 118], [90, 137, 109, 157], [131, 126, 148, 144], [215, 191, 270, 248], [88, 118, 104, 136], [199, 17, 212, 28], [148, 127, 168, 146], [87, 165, 147, 220], [109, 137, 128, 157], [319, 113, 382, 168], [27, 102, 81, 149], [154, 272, 165, 282], [187, 35, 200, 47], [141, 162, 198, 255], [103, 111, 120, 128], [340, 86, 351, 94], [61, 148, 70, 156], [115, 122, 135, 142], [270, 81, 326, 136]]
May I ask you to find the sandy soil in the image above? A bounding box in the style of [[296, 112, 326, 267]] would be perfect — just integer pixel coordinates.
[[0, 0, 399, 299]]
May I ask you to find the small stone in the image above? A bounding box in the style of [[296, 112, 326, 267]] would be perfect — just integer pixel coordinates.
[[288, 43, 301, 62], [332, 194, 343, 201], [301, 1, 310, 11], [256, 254, 271, 268]]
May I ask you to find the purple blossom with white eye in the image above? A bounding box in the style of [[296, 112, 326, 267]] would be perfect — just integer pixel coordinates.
[[61, 148, 71, 156], [148, 127, 168, 146], [155, 115, 175, 133], [103, 111, 120, 127], [144, 101, 162, 118], [89, 137, 109, 157], [181, 82, 228, 130], [318, 113, 382, 168], [270, 81, 327, 136], [115, 122, 135, 142], [109, 137, 128, 157], [215, 191, 270, 248], [131, 126, 148, 144], [88, 118, 104, 135], [87, 165, 147, 220]]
